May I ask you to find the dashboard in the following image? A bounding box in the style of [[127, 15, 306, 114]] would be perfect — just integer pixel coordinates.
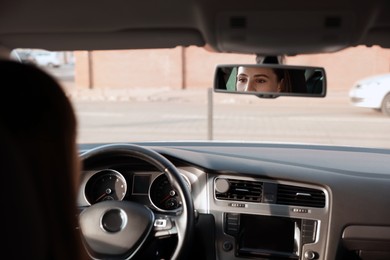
[[78, 141, 390, 260]]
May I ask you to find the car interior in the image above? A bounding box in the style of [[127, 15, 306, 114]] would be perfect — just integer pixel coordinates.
[[2, 1, 390, 260]]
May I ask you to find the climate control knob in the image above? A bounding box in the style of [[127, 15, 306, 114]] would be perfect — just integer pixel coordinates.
[[215, 178, 230, 193]]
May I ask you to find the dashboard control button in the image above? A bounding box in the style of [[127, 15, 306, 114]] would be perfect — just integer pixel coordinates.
[[304, 250, 318, 260], [222, 241, 233, 251]]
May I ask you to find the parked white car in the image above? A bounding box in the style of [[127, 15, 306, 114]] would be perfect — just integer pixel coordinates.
[[30, 49, 61, 67], [349, 73, 390, 116]]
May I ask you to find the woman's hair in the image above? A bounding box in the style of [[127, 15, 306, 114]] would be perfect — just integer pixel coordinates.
[[273, 68, 285, 82], [273, 68, 292, 92], [0, 60, 87, 260]]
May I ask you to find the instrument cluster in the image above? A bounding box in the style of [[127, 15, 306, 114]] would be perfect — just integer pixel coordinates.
[[82, 168, 191, 212]]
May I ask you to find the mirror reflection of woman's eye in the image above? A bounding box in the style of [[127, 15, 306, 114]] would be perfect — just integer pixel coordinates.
[[238, 77, 247, 83], [255, 78, 267, 84]]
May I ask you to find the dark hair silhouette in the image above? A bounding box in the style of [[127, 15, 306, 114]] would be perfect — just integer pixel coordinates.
[[0, 59, 87, 260]]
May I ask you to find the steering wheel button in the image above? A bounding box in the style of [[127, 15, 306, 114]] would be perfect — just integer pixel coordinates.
[[154, 219, 167, 227], [102, 209, 124, 233]]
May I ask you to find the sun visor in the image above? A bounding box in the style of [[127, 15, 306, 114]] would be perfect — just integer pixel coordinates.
[[215, 11, 356, 55]]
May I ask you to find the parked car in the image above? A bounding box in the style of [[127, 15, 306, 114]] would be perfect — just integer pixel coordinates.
[[10, 49, 35, 65], [349, 73, 390, 116], [2, 1, 390, 260], [29, 49, 62, 67]]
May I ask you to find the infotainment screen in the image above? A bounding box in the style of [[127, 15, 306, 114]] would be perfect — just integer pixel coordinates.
[[237, 214, 300, 258]]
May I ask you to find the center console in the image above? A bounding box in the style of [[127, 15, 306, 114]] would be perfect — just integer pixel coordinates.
[[209, 175, 330, 260]]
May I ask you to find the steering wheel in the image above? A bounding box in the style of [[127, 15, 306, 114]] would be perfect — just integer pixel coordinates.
[[78, 144, 195, 260]]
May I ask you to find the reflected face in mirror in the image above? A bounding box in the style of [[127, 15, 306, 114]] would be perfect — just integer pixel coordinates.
[[215, 64, 326, 97], [236, 66, 284, 92]]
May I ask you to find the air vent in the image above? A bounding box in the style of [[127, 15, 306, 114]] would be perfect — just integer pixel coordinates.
[[276, 184, 326, 208], [215, 178, 262, 203]]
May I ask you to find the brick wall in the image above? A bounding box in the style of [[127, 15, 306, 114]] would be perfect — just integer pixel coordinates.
[[75, 45, 390, 91]]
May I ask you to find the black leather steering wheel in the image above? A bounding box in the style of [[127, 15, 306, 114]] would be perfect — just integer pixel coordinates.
[[78, 144, 195, 260]]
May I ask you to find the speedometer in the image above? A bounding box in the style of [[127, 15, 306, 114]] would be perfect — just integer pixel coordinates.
[[85, 169, 127, 205]]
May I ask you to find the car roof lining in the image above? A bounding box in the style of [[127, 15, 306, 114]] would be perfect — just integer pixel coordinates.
[[1, 0, 390, 54], [0, 29, 205, 51]]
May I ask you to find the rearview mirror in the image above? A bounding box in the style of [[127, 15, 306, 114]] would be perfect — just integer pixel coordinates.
[[214, 64, 326, 98]]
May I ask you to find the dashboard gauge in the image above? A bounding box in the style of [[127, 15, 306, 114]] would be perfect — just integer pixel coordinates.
[[85, 169, 127, 205], [149, 174, 190, 211]]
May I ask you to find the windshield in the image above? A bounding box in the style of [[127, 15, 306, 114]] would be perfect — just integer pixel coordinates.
[[14, 46, 390, 148]]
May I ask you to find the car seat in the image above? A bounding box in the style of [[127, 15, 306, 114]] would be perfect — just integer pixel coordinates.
[[288, 70, 307, 93], [306, 70, 324, 94]]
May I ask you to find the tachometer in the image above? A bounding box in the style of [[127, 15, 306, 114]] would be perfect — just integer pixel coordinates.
[[149, 174, 190, 211], [85, 169, 127, 204]]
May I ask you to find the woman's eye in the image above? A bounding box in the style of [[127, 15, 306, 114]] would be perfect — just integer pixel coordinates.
[[238, 78, 247, 83], [255, 79, 266, 83]]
